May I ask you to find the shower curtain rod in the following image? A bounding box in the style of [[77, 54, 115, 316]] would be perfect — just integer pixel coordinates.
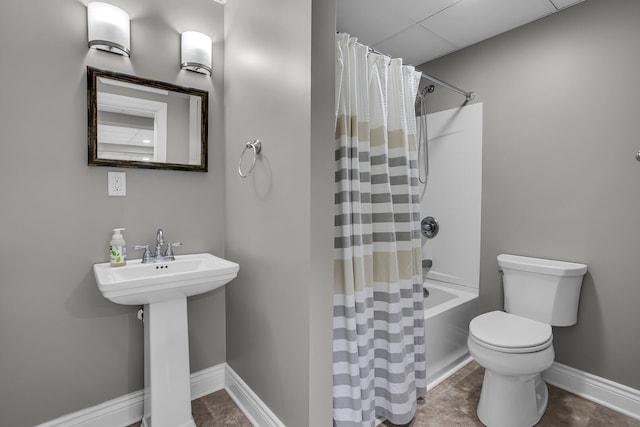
[[420, 73, 475, 102], [359, 41, 476, 102]]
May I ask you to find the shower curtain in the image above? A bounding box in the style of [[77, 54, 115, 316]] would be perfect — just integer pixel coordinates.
[[333, 33, 426, 426]]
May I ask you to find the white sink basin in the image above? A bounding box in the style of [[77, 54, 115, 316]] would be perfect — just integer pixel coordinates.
[[93, 252, 239, 305], [93, 252, 239, 427]]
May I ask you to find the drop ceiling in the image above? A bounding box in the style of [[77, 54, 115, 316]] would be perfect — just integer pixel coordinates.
[[337, 0, 584, 66]]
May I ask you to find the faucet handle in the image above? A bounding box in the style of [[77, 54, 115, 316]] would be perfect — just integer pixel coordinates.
[[165, 242, 183, 257], [133, 245, 154, 263]]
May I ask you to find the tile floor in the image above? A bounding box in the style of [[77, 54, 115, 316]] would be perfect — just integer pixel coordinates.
[[128, 361, 640, 426], [126, 389, 251, 427], [382, 361, 640, 427]]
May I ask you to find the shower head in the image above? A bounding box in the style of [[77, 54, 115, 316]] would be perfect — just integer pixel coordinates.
[[418, 85, 435, 99]]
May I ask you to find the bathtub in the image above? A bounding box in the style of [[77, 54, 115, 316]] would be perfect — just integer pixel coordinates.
[[424, 279, 479, 390]]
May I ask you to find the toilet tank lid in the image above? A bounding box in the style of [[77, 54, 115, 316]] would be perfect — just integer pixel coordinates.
[[497, 254, 587, 277]]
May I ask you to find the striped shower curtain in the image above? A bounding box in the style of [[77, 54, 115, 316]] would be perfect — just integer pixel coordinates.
[[333, 33, 426, 426]]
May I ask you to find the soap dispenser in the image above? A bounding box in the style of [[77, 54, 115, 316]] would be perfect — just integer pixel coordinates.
[[110, 228, 127, 267]]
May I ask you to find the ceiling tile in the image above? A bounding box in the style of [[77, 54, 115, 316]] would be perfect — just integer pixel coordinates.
[[372, 25, 458, 66], [550, 0, 585, 10], [337, 0, 416, 46], [421, 0, 557, 49], [391, 0, 463, 23]]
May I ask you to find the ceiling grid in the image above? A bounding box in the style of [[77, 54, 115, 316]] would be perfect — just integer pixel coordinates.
[[337, 0, 584, 66]]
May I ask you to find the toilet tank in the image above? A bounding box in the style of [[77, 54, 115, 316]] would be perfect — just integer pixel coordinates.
[[498, 254, 588, 326]]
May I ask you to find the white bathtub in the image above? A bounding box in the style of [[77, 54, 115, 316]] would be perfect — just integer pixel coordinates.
[[424, 279, 479, 389]]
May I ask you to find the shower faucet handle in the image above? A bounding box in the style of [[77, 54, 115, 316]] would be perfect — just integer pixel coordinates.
[[421, 216, 439, 238]]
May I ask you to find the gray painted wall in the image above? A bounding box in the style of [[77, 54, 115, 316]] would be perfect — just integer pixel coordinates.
[[0, 0, 225, 425], [309, 0, 337, 424], [224, 0, 335, 425], [420, 0, 640, 389]]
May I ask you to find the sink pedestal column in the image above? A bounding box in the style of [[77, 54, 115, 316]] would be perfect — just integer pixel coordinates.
[[142, 297, 195, 427]]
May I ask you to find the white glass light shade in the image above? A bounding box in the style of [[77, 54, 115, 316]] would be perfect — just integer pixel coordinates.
[[87, 2, 130, 56], [181, 31, 212, 76]]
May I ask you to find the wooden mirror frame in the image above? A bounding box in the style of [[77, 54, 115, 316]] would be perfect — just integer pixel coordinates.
[[87, 66, 208, 172]]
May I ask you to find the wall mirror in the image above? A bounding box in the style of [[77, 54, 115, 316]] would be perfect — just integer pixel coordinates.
[[87, 67, 208, 171]]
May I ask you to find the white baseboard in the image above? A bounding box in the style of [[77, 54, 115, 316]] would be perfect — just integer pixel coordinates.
[[225, 365, 285, 427], [36, 390, 145, 427], [38, 358, 640, 427], [37, 363, 226, 427], [543, 362, 640, 421], [191, 363, 226, 400]]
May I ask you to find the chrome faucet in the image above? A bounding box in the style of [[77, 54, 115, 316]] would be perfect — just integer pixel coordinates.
[[133, 228, 183, 263], [155, 229, 164, 259]]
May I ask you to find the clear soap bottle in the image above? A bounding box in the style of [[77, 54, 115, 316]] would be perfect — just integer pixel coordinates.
[[110, 228, 127, 267]]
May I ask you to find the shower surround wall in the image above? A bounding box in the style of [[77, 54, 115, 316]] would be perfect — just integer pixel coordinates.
[[419, 0, 640, 390], [420, 103, 482, 291], [0, 1, 225, 426]]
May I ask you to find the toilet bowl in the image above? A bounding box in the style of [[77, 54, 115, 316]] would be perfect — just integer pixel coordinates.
[[468, 254, 587, 427], [468, 311, 555, 427]]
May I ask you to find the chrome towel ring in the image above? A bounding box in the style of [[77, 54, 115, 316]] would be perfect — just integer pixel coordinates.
[[238, 139, 262, 178]]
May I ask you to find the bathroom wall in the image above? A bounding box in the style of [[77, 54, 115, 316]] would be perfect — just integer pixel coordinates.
[[419, 0, 640, 389], [0, 0, 225, 425], [309, 0, 338, 422], [224, 0, 335, 425]]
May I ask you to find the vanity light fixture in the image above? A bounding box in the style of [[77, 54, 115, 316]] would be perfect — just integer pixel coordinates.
[[87, 2, 131, 56], [181, 31, 212, 76]]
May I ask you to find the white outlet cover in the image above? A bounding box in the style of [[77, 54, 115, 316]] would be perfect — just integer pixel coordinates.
[[108, 171, 126, 196]]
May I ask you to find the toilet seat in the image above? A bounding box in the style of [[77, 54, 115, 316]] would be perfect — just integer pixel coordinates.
[[470, 311, 553, 354]]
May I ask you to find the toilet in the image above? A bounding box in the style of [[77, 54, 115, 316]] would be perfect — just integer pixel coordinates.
[[467, 254, 588, 427]]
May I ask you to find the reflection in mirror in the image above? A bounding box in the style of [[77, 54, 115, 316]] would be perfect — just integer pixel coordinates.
[[88, 67, 208, 171]]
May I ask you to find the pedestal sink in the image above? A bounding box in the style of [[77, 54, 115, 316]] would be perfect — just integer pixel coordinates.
[[94, 253, 239, 427]]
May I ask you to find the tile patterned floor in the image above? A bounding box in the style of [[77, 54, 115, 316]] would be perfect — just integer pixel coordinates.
[[126, 389, 251, 427], [128, 361, 640, 426], [382, 361, 640, 427]]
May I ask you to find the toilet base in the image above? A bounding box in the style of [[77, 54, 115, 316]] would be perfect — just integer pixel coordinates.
[[468, 334, 554, 427], [477, 370, 548, 427]]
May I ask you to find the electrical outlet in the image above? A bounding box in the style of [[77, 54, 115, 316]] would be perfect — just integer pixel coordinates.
[[108, 171, 126, 196]]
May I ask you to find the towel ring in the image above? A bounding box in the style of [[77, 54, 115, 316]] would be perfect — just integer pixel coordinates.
[[238, 139, 262, 178]]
